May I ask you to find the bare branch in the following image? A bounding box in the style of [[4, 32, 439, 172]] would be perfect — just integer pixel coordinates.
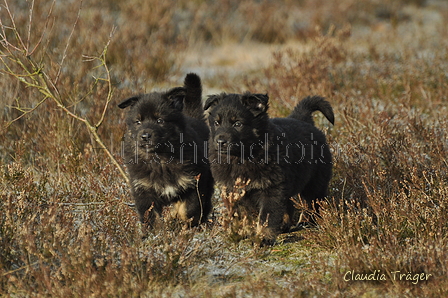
[[3, 0, 26, 53], [6, 96, 49, 125], [95, 26, 117, 129], [28, 0, 56, 56], [26, 0, 34, 51], [55, 0, 82, 85]]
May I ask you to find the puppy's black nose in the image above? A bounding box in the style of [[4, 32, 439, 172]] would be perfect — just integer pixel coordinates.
[[141, 133, 151, 142], [216, 138, 227, 146]]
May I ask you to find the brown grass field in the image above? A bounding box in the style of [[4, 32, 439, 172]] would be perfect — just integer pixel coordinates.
[[1, 0, 447, 297]]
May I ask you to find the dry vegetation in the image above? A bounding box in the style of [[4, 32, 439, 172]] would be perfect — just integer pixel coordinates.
[[1, 0, 447, 297]]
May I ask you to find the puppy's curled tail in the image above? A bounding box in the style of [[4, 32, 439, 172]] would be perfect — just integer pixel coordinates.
[[290, 96, 334, 126], [183, 73, 205, 120]]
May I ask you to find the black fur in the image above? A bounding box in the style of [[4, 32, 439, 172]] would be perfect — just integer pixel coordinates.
[[118, 73, 213, 229], [204, 92, 334, 244]]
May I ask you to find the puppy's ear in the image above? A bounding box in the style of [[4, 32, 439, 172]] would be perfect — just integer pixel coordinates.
[[118, 95, 141, 109], [166, 87, 186, 111], [241, 93, 269, 116], [204, 94, 222, 111]]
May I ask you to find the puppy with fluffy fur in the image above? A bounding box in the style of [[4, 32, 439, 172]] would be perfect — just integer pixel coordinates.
[[118, 73, 213, 229], [204, 92, 334, 244]]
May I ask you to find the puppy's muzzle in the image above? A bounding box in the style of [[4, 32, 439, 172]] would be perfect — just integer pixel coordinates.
[[140, 133, 153, 148], [216, 138, 227, 147], [214, 134, 233, 154], [141, 133, 152, 142]]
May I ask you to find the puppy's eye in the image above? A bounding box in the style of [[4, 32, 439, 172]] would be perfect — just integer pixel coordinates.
[[156, 118, 164, 124], [213, 120, 220, 126], [233, 121, 242, 128], [135, 120, 141, 125]]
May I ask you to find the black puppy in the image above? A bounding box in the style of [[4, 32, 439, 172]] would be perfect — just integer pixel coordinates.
[[118, 73, 213, 229], [204, 92, 334, 244]]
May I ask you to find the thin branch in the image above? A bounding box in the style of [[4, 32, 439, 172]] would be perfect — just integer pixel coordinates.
[[6, 96, 49, 125], [26, 0, 34, 52], [27, 0, 56, 56], [0, 24, 22, 53], [3, 0, 26, 53], [1, 261, 40, 277], [55, 0, 82, 85], [95, 26, 116, 129]]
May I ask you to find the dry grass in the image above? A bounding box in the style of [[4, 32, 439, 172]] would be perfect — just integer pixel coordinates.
[[1, 0, 448, 297]]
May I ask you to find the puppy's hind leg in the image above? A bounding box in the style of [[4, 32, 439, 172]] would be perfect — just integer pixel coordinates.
[[280, 198, 296, 233], [299, 182, 329, 227]]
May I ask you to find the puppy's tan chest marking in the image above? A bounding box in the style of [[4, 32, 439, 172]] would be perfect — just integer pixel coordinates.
[[133, 174, 196, 198]]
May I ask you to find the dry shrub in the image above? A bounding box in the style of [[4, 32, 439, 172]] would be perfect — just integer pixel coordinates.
[[245, 26, 350, 117], [0, 161, 223, 296], [301, 0, 425, 32], [311, 100, 448, 293], [106, 0, 187, 83], [238, 1, 299, 43], [312, 170, 448, 294], [219, 178, 258, 243], [185, 0, 306, 45]]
